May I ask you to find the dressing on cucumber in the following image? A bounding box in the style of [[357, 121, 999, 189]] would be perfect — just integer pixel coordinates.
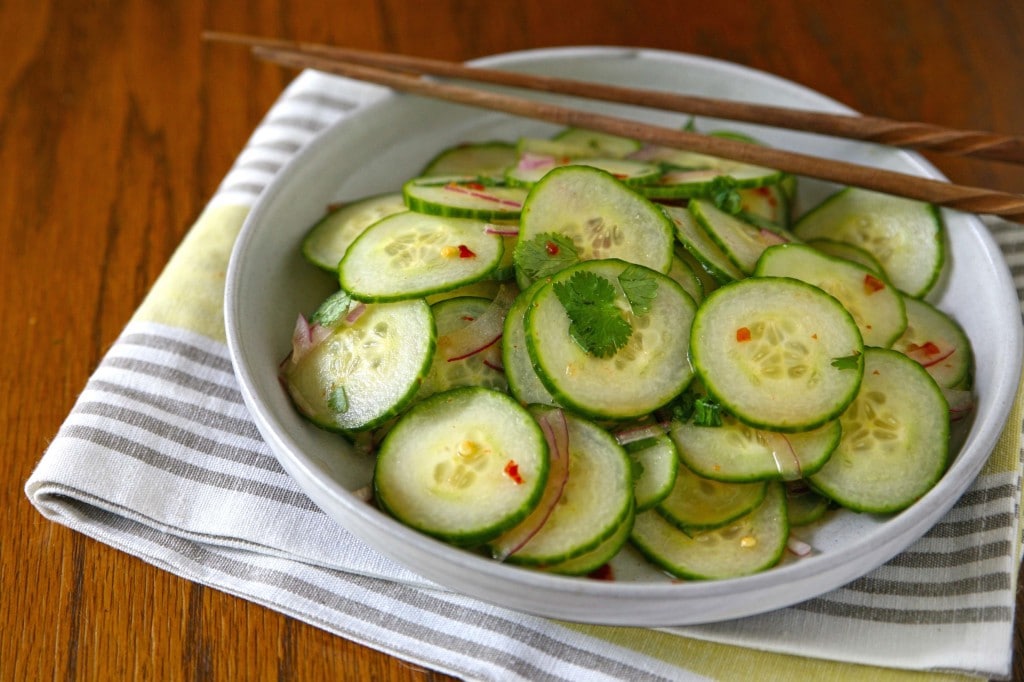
[[280, 124, 972, 583]]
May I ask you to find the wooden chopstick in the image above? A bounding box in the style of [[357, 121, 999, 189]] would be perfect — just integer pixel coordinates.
[[203, 34, 1024, 223], [204, 32, 1024, 166]]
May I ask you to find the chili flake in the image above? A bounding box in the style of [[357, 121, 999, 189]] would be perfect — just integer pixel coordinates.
[[736, 326, 752, 342], [863, 274, 886, 294], [504, 459, 524, 484], [457, 244, 476, 259]]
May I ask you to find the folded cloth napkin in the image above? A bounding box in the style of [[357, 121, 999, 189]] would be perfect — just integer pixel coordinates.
[[26, 68, 1024, 682]]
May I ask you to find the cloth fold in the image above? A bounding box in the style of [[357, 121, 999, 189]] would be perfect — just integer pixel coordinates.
[[26, 68, 1024, 681]]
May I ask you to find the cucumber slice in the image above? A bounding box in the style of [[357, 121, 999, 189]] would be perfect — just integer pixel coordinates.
[[515, 165, 674, 286], [674, 244, 721, 297], [506, 156, 662, 188], [418, 296, 508, 401], [301, 194, 408, 273], [754, 243, 907, 348], [669, 415, 840, 483], [808, 347, 950, 513], [552, 127, 643, 158], [543, 499, 635, 576], [420, 141, 517, 177], [425, 279, 501, 304], [622, 431, 679, 512], [792, 187, 945, 298], [374, 387, 549, 546], [689, 199, 799, 275], [892, 296, 974, 389], [739, 181, 792, 228], [503, 411, 633, 566], [666, 252, 704, 305], [662, 204, 744, 284], [690, 277, 864, 432], [657, 460, 767, 531], [786, 486, 831, 526], [339, 211, 504, 302], [403, 176, 527, 220], [501, 280, 557, 406], [632, 481, 789, 580], [806, 238, 884, 274], [281, 298, 435, 432], [640, 166, 784, 200], [525, 259, 696, 420]]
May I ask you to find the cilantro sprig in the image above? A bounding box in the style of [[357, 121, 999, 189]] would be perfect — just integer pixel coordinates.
[[707, 175, 743, 215], [514, 232, 580, 280], [553, 270, 632, 358], [617, 264, 658, 315]]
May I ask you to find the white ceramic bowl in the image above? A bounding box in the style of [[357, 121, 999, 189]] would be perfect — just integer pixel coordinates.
[[225, 47, 1023, 625]]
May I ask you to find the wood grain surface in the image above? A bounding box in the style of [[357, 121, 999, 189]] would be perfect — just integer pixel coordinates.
[[3, 1, 1022, 680]]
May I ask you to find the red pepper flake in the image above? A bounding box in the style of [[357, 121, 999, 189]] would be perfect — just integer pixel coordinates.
[[863, 274, 886, 294], [907, 341, 942, 356], [465, 182, 486, 191], [736, 326, 752, 342], [457, 244, 476, 259], [545, 241, 560, 255], [504, 459, 524, 484]]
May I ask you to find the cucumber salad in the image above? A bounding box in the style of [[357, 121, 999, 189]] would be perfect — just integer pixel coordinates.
[[279, 124, 975, 581]]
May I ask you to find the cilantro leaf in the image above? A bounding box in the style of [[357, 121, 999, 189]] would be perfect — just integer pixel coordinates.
[[514, 232, 580, 279], [618, 264, 658, 315], [310, 289, 354, 328], [693, 396, 723, 427], [707, 175, 742, 215], [553, 270, 632, 358]]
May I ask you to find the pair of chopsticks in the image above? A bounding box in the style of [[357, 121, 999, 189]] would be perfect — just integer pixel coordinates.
[[204, 32, 1024, 223]]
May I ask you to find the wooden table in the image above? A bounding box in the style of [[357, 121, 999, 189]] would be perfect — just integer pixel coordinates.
[[4, 1, 1023, 679]]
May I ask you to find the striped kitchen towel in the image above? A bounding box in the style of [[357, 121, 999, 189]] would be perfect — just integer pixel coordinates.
[[26, 67, 1024, 681]]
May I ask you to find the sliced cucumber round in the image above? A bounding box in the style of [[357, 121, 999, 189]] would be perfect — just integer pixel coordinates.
[[502, 411, 633, 566], [689, 199, 799, 275], [793, 187, 945, 298], [808, 347, 950, 513], [525, 259, 696, 420], [786, 486, 831, 526], [632, 481, 789, 580], [622, 431, 679, 512], [805, 238, 884, 274], [754, 243, 907, 348], [669, 415, 840, 483], [501, 280, 557, 406], [690, 277, 864, 432], [657, 460, 767, 531], [417, 296, 508, 401], [403, 176, 527, 220], [301, 193, 408, 273], [661, 203, 744, 284], [891, 296, 973, 389], [506, 157, 662, 188], [281, 298, 435, 432], [339, 211, 504, 302], [515, 165, 674, 286], [552, 127, 643, 158], [374, 387, 549, 546], [666, 252, 704, 305], [542, 499, 635, 576], [640, 166, 784, 200], [739, 182, 792, 228], [420, 141, 517, 177]]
